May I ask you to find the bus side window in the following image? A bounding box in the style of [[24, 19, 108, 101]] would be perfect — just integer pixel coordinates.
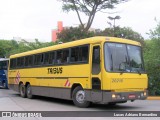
[[62, 49, 69, 64], [34, 55, 38, 65], [28, 55, 33, 66], [70, 45, 88, 63], [21, 57, 24, 67], [44, 52, 50, 64], [34, 54, 43, 65], [17, 58, 21, 68], [17, 57, 24, 68], [71, 47, 79, 62], [92, 46, 100, 74], [56, 50, 62, 64], [1, 61, 7, 70], [10, 59, 16, 69], [79, 46, 88, 62], [0, 62, 2, 69], [25, 56, 29, 67], [49, 52, 55, 64]]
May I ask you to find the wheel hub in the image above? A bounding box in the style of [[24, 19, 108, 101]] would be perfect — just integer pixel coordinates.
[[76, 90, 85, 103], [27, 87, 31, 94]]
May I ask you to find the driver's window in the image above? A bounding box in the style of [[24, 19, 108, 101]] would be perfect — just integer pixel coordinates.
[[92, 46, 100, 74]]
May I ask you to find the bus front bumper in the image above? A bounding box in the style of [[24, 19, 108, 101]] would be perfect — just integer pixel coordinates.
[[85, 90, 148, 104], [102, 90, 148, 103]]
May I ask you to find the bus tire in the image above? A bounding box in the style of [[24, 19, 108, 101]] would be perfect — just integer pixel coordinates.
[[72, 86, 90, 108], [19, 83, 26, 98], [107, 102, 116, 106], [2, 81, 6, 88], [26, 84, 33, 99]]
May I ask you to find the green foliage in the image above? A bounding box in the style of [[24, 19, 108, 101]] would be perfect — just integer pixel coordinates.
[[57, 26, 144, 45], [144, 40, 160, 95], [0, 39, 55, 58], [60, 0, 128, 31], [57, 27, 94, 42], [0, 40, 12, 58], [144, 21, 160, 95], [148, 21, 160, 39], [96, 26, 144, 45]]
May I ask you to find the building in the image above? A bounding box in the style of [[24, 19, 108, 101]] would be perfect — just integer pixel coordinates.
[[51, 21, 101, 42], [52, 21, 63, 42]]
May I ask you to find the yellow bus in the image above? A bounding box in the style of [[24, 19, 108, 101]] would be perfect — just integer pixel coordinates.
[[8, 36, 148, 108]]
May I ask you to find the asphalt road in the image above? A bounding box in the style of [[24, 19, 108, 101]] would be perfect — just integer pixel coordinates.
[[0, 88, 160, 120]]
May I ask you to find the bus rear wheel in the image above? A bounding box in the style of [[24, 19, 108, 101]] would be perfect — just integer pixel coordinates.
[[19, 83, 26, 98], [2, 81, 6, 88], [26, 84, 33, 99], [72, 86, 90, 108], [107, 102, 116, 106]]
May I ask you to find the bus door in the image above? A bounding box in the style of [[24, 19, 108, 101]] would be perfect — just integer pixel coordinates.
[[91, 44, 102, 102]]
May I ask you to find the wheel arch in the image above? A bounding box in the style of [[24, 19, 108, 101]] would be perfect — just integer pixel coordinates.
[[25, 82, 30, 87], [18, 81, 23, 92], [71, 83, 83, 99]]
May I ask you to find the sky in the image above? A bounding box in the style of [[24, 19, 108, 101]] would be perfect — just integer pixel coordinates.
[[0, 0, 160, 42]]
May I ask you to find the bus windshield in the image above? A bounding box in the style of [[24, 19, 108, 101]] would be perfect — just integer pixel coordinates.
[[0, 61, 8, 70], [104, 42, 145, 73]]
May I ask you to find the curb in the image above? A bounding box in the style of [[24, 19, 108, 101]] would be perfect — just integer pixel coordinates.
[[147, 96, 160, 100]]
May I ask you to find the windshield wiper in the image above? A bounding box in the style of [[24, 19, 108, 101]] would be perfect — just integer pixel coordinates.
[[120, 71, 124, 75], [110, 54, 113, 71], [136, 69, 141, 75]]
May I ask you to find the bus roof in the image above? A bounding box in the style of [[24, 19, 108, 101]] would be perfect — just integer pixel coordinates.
[[10, 36, 141, 58], [0, 58, 9, 61]]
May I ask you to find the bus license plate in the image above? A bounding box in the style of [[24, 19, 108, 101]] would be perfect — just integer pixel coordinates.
[[128, 94, 136, 99]]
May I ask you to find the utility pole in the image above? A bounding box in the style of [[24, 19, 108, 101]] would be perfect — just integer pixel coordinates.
[[108, 16, 121, 36]]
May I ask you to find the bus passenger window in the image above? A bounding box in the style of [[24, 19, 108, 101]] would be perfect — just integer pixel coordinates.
[[49, 52, 55, 64], [79, 46, 88, 62], [10, 59, 16, 69], [25, 56, 33, 67], [62, 49, 69, 64], [25, 57, 29, 67], [20, 57, 24, 67], [71, 47, 79, 62], [70, 45, 88, 63], [44, 52, 50, 64], [17, 57, 24, 68], [56, 50, 63, 64], [28, 56, 33, 66], [34, 54, 43, 65]]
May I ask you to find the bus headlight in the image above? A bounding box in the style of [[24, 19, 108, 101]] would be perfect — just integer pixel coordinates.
[[144, 92, 147, 96], [112, 94, 121, 99], [112, 94, 116, 98]]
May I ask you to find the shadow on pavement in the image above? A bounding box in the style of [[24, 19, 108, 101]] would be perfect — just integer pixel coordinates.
[[1, 89, 143, 110]]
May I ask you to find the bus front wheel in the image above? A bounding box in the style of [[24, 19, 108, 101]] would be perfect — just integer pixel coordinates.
[[72, 86, 90, 108], [26, 84, 33, 99], [19, 83, 26, 98]]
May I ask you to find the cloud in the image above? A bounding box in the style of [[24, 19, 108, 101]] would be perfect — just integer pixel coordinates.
[[0, 0, 160, 41]]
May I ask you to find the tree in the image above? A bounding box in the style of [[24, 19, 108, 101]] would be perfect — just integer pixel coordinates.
[[0, 39, 55, 57], [143, 21, 160, 95], [0, 40, 12, 57], [96, 26, 144, 46], [148, 21, 160, 39], [144, 40, 160, 95], [57, 26, 145, 44], [60, 0, 128, 31], [57, 26, 94, 42]]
